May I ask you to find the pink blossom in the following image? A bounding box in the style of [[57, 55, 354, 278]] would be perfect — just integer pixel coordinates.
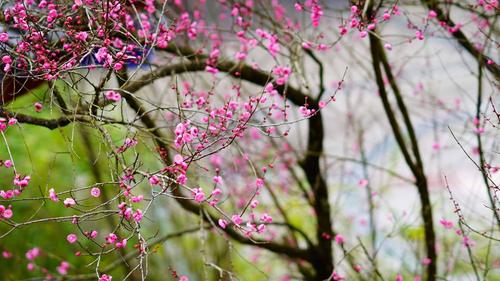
[[149, 175, 160, 185], [439, 219, 453, 229], [415, 31, 424, 40], [49, 188, 59, 202], [106, 233, 117, 244], [63, 198, 76, 207], [75, 31, 88, 41], [113, 62, 123, 71], [218, 219, 228, 229], [350, 18, 359, 28], [2, 55, 12, 64], [173, 154, 184, 165], [133, 209, 143, 222], [205, 65, 219, 74], [13, 174, 30, 188], [34, 102, 43, 112], [0, 206, 13, 219], [2, 251, 12, 259], [462, 236, 475, 247], [90, 187, 101, 197], [310, 1, 323, 27], [250, 199, 259, 208], [231, 214, 243, 226], [421, 257, 431, 265], [358, 179, 369, 187], [260, 213, 273, 223], [193, 188, 205, 203], [131, 195, 144, 203], [105, 91, 121, 102], [212, 176, 223, 184], [99, 274, 113, 281], [334, 234, 344, 244], [26, 247, 40, 260], [333, 272, 345, 281], [115, 238, 127, 248], [0, 33, 9, 42], [212, 188, 222, 196], [57, 261, 70, 275], [339, 26, 348, 35], [176, 174, 187, 184], [66, 234, 78, 244], [432, 142, 441, 151], [256, 178, 265, 188]]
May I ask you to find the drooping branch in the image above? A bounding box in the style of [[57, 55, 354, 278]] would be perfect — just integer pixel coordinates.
[[119, 86, 312, 262], [422, 0, 500, 80]]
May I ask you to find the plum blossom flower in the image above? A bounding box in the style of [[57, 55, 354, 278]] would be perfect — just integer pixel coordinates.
[[260, 213, 273, 223], [2, 55, 12, 64], [106, 233, 117, 244], [66, 234, 78, 244], [34, 102, 43, 112], [49, 188, 59, 202], [99, 274, 113, 281], [439, 219, 453, 229], [0, 33, 9, 42], [90, 187, 101, 197], [57, 261, 70, 275], [25, 247, 40, 260], [105, 91, 121, 102], [115, 238, 127, 248], [231, 215, 243, 226], [218, 219, 228, 229], [193, 188, 205, 203], [422, 257, 432, 265], [2, 251, 12, 259], [0, 205, 13, 219], [212, 176, 223, 184], [63, 198, 76, 207], [133, 209, 143, 222], [334, 234, 344, 244], [75, 31, 88, 41], [358, 179, 369, 187], [149, 175, 160, 185]]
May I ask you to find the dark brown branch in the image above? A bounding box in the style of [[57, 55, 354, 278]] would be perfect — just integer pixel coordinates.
[[368, 31, 437, 281], [474, 63, 500, 228], [0, 108, 76, 129]]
